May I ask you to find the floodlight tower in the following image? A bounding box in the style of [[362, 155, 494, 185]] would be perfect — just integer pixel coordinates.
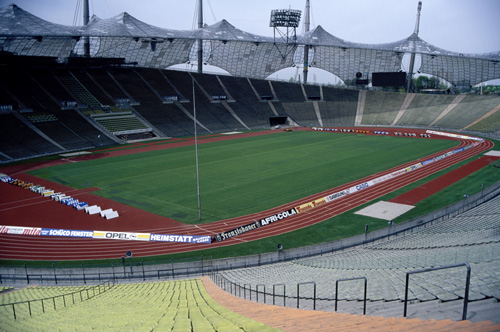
[[270, 8, 302, 59], [303, 0, 311, 84], [407, 1, 422, 92]]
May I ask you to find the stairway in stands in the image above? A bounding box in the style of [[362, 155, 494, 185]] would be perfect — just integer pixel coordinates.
[[91, 111, 151, 135], [55, 71, 103, 111]]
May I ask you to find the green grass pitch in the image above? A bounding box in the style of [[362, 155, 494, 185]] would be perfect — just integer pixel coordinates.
[[28, 131, 457, 224]]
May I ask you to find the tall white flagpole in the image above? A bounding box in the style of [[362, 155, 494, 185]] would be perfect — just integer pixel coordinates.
[[193, 77, 201, 220], [197, 0, 203, 74]]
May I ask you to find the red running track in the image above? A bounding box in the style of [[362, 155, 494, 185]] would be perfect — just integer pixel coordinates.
[[390, 154, 500, 205], [0, 128, 495, 260]]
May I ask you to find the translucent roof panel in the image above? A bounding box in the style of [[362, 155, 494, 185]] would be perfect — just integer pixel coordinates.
[[0, 36, 77, 58], [1, 4, 499, 86], [312, 46, 403, 83], [420, 54, 500, 87], [92, 37, 192, 68], [0, 4, 81, 36], [85, 12, 192, 39], [209, 40, 295, 79], [197, 20, 274, 44]]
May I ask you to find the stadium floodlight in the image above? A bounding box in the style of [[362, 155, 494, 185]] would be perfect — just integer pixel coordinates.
[[270, 9, 302, 59], [269, 9, 301, 28]]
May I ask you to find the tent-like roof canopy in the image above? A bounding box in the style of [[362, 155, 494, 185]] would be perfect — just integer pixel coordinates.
[[1, 4, 499, 86]]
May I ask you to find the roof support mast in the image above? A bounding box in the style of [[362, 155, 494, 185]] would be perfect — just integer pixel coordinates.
[[303, 0, 310, 84], [406, 1, 422, 92], [197, 0, 203, 74], [83, 0, 90, 57]]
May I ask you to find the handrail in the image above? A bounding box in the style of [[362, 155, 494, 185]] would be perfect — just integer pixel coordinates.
[[230, 280, 236, 296], [297, 281, 316, 310], [236, 282, 241, 297], [244, 284, 251, 300], [256, 284, 266, 304], [0, 279, 115, 319], [335, 277, 367, 315], [273, 283, 286, 306], [404, 263, 471, 320], [209, 261, 477, 321]]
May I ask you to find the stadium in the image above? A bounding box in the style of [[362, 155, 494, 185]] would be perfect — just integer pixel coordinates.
[[1, 1, 500, 331]]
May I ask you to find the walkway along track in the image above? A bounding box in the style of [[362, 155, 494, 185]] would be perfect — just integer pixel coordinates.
[[0, 128, 495, 260]]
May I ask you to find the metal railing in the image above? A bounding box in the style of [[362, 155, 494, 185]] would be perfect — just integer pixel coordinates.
[[0, 256, 213, 285], [0, 279, 114, 319], [404, 263, 471, 320], [335, 277, 367, 315], [273, 283, 286, 306], [211, 272, 322, 311], [211, 260, 475, 321], [297, 281, 316, 310]]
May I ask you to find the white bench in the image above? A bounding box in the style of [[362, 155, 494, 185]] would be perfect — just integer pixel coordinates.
[[85, 205, 101, 215], [103, 210, 119, 220], [99, 208, 113, 217], [54, 195, 69, 202], [75, 202, 88, 210], [42, 190, 54, 197]]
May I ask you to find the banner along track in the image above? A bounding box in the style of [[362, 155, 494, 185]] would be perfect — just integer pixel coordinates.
[[0, 128, 495, 260]]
